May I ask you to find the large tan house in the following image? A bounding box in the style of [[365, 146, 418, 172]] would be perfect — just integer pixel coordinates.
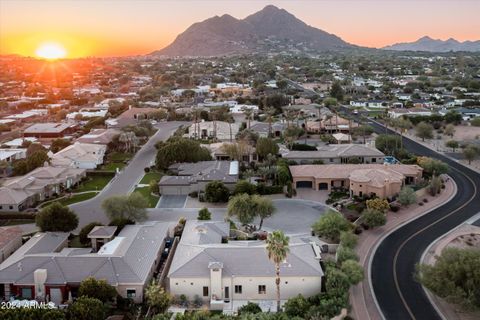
[[290, 164, 423, 199], [168, 221, 324, 312]]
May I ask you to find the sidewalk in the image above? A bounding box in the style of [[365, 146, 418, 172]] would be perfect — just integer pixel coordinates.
[[350, 176, 457, 320], [421, 223, 480, 320]]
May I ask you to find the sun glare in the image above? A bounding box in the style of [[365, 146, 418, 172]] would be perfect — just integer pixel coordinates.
[[35, 42, 67, 60]]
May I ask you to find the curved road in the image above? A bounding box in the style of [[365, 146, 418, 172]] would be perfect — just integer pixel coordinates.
[[369, 121, 480, 320], [70, 121, 186, 228]]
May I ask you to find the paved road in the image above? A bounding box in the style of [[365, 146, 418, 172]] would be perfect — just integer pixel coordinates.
[[70, 121, 186, 228], [367, 120, 480, 320], [147, 199, 329, 235]]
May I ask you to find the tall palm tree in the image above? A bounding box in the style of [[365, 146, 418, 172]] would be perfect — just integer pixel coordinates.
[[264, 106, 275, 138], [243, 108, 253, 129], [266, 230, 290, 312]]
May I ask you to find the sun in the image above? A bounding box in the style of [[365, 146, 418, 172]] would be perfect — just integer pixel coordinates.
[[35, 42, 67, 60]]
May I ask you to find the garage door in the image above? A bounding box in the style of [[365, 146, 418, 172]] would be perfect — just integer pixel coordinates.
[[296, 181, 313, 188], [318, 183, 328, 190]]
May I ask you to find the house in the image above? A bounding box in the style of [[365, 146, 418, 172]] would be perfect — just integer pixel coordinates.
[[332, 133, 352, 144], [388, 108, 433, 119], [455, 108, 480, 121], [204, 142, 257, 163], [350, 101, 367, 108], [290, 164, 423, 199], [282, 144, 384, 165], [0, 222, 174, 304], [249, 122, 286, 138], [186, 121, 239, 141], [76, 128, 121, 145], [2, 137, 37, 148], [229, 104, 259, 114], [51, 143, 107, 169], [66, 109, 108, 120], [0, 226, 23, 263], [23, 123, 78, 139], [0, 166, 86, 211], [0, 149, 27, 177], [159, 161, 238, 195], [167, 220, 324, 312], [106, 107, 159, 129]]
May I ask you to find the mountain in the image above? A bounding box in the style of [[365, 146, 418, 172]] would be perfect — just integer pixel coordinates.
[[152, 5, 354, 56], [383, 36, 480, 52]]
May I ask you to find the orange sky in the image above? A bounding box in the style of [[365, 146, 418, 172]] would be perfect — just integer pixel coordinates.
[[1, 0, 479, 58]]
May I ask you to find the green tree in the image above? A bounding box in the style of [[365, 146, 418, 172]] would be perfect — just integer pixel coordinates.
[[197, 207, 212, 220], [13, 159, 29, 175], [256, 137, 279, 160], [445, 140, 459, 152], [102, 192, 148, 222], [145, 281, 172, 314], [27, 150, 50, 171], [330, 82, 344, 101], [78, 277, 117, 303], [339, 231, 358, 248], [341, 260, 364, 285], [266, 230, 290, 312], [50, 138, 71, 153], [26, 143, 46, 157], [398, 186, 417, 206], [444, 110, 462, 124], [227, 193, 256, 225], [233, 180, 257, 195], [362, 209, 386, 228], [375, 134, 402, 156], [417, 156, 449, 175], [67, 297, 106, 320], [415, 122, 434, 141], [155, 137, 212, 169], [312, 210, 351, 243], [283, 294, 309, 318], [79, 222, 103, 245], [417, 248, 480, 310], [463, 144, 479, 165], [205, 180, 230, 203], [149, 179, 159, 194], [336, 246, 359, 264], [471, 117, 480, 127], [237, 302, 262, 315], [36, 202, 78, 232], [253, 194, 275, 230], [444, 124, 456, 137]]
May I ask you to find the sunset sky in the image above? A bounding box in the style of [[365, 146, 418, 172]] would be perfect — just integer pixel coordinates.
[[1, 0, 479, 58]]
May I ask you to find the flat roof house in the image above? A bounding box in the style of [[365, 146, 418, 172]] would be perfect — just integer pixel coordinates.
[[282, 144, 385, 165], [0, 222, 174, 304], [168, 220, 324, 312], [186, 121, 240, 141], [159, 161, 239, 195], [76, 129, 121, 145], [290, 164, 423, 199]]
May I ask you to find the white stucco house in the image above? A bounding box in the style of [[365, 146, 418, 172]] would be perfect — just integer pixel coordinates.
[[168, 221, 324, 312], [51, 143, 107, 169]]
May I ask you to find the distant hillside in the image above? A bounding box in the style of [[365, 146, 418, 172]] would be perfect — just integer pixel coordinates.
[[152, 5, 355, 57], [383, 36, 480, 52]]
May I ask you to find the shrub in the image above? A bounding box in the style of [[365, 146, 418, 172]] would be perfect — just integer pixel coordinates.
[[312, 210, 351, 243], [205, 180, 230, 203], [197, 207, 212, 220], [361, 209, 386, 228], [366, 198, 390, 213], [336, 246, 359, 264], [339, 231, 358, 248], [189, 191, 198, 198], [237, 302, 262, 315], [398, 186, 417, 206], [234, 180, 257, 195]]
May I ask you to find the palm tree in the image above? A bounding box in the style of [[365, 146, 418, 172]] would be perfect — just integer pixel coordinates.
[[266, 230, 290, 312], [264, 106, 275, 138], [243, 108, 253, 129]]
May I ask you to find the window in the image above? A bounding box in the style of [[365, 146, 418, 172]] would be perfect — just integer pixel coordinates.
[[203, 286, 209, 297], [329, 158, 334, 163], [9, 206, 13, 210], [234, 285, 242, 294], [21, 287, 32, 299], [126, 289, 136, 298], [258, 285, 266, 294], [372, 158, 376, 163]]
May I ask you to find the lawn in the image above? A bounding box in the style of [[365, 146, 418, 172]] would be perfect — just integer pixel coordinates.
[[75, 174, 114, 193], [46, 192, 98, 207], [108, 152, 133, 162], [0, 219, 35, 226], [101, 162, 126, 172], [134, 187, 159, 208], [140, 171, 163, 184]]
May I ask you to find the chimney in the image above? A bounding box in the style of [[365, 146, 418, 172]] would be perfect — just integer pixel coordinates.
[[34, 269, 47, 301]]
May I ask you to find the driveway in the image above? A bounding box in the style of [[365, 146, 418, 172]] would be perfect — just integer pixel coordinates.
[[146, 199, 330, 235], [294, 189, 329, 204], [70, 121, 187, 228], [157, 195, 187, 208]]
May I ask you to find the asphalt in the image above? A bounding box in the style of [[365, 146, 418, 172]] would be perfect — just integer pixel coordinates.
[[69, 121, 186, 228], [156, 195, 187, 208], [368, 120, 480, 320]]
